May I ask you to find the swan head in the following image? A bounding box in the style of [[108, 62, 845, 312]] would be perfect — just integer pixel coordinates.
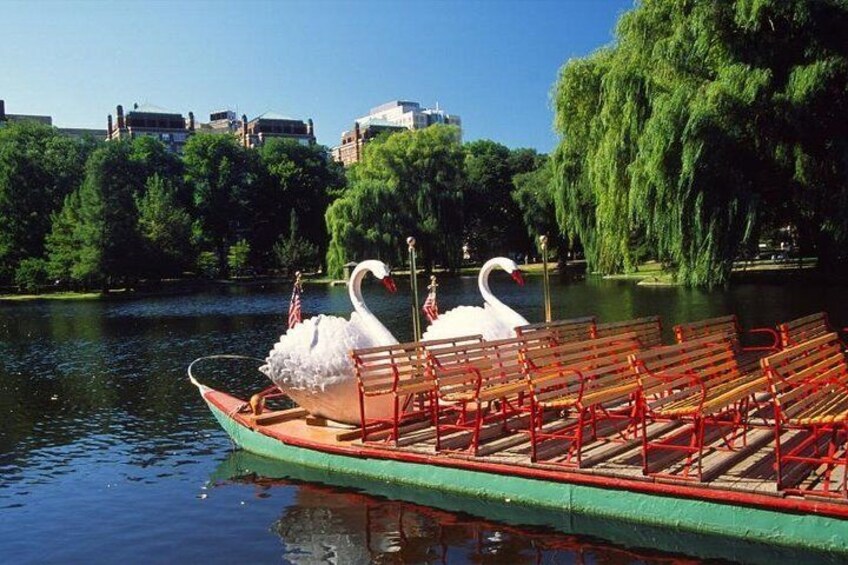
[[487, 257, 524, 286], [356, 259, 397, 293]]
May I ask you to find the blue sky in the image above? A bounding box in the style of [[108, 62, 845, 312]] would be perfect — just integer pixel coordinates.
[[2, 0, 632, 152]]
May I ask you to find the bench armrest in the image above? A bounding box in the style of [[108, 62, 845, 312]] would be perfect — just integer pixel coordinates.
[[741, 327, 780, 352]]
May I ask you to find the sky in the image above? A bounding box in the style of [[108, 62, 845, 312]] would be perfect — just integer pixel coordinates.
[[1, 0, 633, 152]]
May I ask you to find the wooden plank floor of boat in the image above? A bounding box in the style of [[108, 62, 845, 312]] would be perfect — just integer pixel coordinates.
[[247, 407, 848, 504]]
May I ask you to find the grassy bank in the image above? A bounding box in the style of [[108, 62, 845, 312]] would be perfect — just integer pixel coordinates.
[[0, 291, 104, 302]]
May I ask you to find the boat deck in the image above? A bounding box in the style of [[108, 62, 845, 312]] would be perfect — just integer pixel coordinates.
[[230, 395, 848, 513]]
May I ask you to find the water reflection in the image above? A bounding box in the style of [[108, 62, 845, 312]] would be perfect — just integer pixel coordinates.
[[214, 452, 703, 565]]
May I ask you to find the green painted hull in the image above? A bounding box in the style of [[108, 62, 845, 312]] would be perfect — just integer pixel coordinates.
[[206, 398, 848, 561]]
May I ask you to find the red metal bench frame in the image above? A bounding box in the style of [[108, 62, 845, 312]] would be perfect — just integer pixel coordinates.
[[761, 333, 848, 498], [521, 333, 643, 467], [630, 334, 765, 481]]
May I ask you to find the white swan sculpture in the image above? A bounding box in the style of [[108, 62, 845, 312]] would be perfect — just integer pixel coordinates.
[[422, 257, 529, 342], [260, 260, 399, 424]]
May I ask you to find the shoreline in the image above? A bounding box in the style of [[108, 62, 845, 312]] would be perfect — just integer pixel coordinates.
[[0, 259, 836, 303]]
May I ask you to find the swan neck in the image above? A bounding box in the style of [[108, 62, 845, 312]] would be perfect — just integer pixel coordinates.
[[478, 260, 502, 310], [477, 259, 527, 329], [348, 262, 397, 345]]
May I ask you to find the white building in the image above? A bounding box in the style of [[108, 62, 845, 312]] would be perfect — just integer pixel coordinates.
[[357, 100, 461, 134], [332, 100, 461, 166]]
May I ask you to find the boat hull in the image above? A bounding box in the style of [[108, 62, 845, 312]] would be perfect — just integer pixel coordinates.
[[199, 385, 848, 556]]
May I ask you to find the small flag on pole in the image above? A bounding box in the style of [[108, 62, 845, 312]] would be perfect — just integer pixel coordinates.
[[422, 275, 439, 323], [288, 272, 303, 329]]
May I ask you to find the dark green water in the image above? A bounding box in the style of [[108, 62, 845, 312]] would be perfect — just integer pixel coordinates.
[[1, 273, 845, 563]]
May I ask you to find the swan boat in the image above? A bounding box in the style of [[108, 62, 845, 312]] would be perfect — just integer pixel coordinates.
[[192, 376, 848, 558], [193, 275, 848, 557]]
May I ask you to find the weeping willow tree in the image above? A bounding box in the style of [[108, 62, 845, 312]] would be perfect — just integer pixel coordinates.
[[552, 0, 848, 286], [325, 125, 466, 279]]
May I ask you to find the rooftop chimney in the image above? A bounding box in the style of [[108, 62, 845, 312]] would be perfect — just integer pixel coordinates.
[[107, 114, 113, 136], [307, 118, 314, 137], [188, 111, 195, 131], [241, 114, 248, 148], [116, 105, 125, 129], [0, 99, 5, 121]]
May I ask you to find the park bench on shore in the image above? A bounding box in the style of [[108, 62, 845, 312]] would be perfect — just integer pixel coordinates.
[[760, 333, 848, 498], [594, 315, 663, 349], [630, 334, 767, 481], [352, 334, 483, 443], [778, 312, 847, 348], [516, 316, 596, 344], [673, 314, 779, 373], [427, 333, 551, 454], [520, 332, 643, 466]]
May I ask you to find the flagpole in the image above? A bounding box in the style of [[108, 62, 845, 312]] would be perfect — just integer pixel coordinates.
[[407, 236, 422, 342], [539, 235, 552, 323]]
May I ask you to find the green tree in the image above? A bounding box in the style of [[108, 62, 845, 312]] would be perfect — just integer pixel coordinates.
[[325, 125, 465, 278], [463, 140, 531, 259], [512, 156, 560, 253], [227, 238, 251, 277], [136, 174, 193, 278], [130, 136, 189, 207], [67, 141, 144, 288], [183, 134, 257, 274], [551, 0, 848, 286], [0, 122, 91, 282], [254, 139, 343, 267], [14, 258, 48, 293], [45, 191, 83, 283]]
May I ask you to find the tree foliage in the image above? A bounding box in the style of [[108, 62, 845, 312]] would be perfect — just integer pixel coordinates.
[[184, 134, 258, 274], [325, 125, 466, 278], [552, 0, 848, 286], [463, 140, 533, 259], [254, 139, 343, 266], [136, 174, 193, 278], [513, 156, 559, 253], [0, 122, 93, 282]]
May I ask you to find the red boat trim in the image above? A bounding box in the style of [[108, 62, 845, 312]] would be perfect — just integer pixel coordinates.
[[203, 388, 848, 521]]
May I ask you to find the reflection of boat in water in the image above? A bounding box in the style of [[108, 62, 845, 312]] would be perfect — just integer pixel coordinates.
[[210, 451, 844, 565]]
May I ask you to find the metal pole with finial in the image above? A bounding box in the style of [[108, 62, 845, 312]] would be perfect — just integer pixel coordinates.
[[540, 235, 552, 323], [407, 236, 422, 342]]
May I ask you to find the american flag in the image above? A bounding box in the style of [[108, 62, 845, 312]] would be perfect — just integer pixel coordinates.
[[422, 285, 439, 323], [287, 281, 303, 329]]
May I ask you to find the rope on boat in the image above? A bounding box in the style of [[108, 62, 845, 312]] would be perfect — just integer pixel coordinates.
[[186, 354, 266, 389]]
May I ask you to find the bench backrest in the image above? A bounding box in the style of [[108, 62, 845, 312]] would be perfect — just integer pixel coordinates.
[[760, 332, 847, 417], [595, 316, 663, 349], [521, 332, 642, 403], [673, 315, 739, 344], [352, 334, 483, 395], [778, 312, 831, 348], [630, 334, 740, 397], [428, 333, 550, 399], [516, 316, 596, 344]]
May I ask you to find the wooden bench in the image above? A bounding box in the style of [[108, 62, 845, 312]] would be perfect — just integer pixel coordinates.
[[630, 334, 767, 481], [673, 314, 779, 373], [760, 333, 848, 498], [778, 312, 846, 348], [520, 332, 643, 466], [352, 334, 483, 443], [594, 316, 663, 349], [427, 333, 551, 454], [516, 316, 596, 344]]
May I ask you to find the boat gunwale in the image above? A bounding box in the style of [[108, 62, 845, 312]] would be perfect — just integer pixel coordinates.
[[201, 385, 848, 522]]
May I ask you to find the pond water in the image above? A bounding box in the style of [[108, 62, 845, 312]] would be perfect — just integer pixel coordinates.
[[1, 273, 846, 564]]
